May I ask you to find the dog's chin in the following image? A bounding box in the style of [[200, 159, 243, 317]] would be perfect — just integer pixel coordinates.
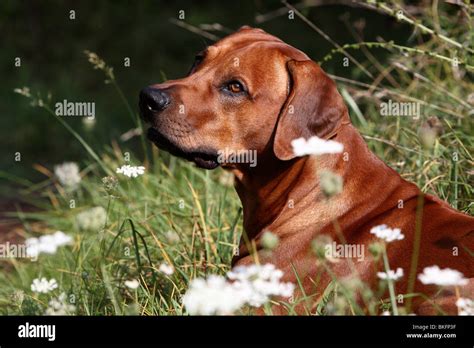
[[147, 127, 219, 170]]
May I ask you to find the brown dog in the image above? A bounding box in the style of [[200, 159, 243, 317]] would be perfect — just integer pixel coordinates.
[[139, 27, 474, 314]]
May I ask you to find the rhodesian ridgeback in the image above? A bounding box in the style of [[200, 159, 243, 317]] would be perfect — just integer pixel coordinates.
[[139, 27, 473, 314]]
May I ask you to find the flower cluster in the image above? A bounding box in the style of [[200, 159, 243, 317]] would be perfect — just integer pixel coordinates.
[[183, 275, 246, 315], [418, 266, 468, 286], [182, 264, 294, 315], [45, 292, 76, 315], [228, 264, 295, 307], [159, 263, 175, 275], [125, 279, 140, 290], [377, 267, 404, 281], [261, 231, 279, 250], [291, 136, 344, 157], [54, 162, 81, 190], [456, 298, 474, 316], [102, 175, 119, 193], [25, 231, 73, 258], [14, 87, 32, 97], [75, 206, 107, 231], [370, 225, 404, 242], [319, 170, 343, 198], [31, 278, 58, 294], [116, 165, 145, 178], [165, 230, 180, 244]]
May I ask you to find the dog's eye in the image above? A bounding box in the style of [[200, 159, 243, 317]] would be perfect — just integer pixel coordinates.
[[225, 81, 245, 94]]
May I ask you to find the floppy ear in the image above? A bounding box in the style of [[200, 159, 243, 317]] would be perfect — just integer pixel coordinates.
[[273, 60, 349, 161]]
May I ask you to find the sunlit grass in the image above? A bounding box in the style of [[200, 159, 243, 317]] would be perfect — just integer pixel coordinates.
[[0, 0, 472, 316]]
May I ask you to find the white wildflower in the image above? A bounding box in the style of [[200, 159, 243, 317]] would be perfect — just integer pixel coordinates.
[[370, 224, 404, 242], [54, 162, 81, 190], [82, 116, 96, 129], [377, 267, 404, 281], [14, 86, 31, 97], [124, 279, 140, 289], [159, 263, 174, 275], [456, 298, 474, 316], [165, 230, 180, 244], [219, 171, 235, 187], [182, 264, 295, 315], [25, 231, 73, 258], [31, 278, 58, 294], [319, 170, 343, 198], [182, 275, 246, 315], [261, 231, 279, 250], [291, 136, 344, 157], [418, 266, 468, 286], [75, 206, 107, 231], [116, 165, 145, 178], [45, 292, 76, 315], [227, 264, 295, 307]]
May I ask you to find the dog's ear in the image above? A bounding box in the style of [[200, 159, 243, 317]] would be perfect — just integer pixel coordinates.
[[273, 60, 349, 161]]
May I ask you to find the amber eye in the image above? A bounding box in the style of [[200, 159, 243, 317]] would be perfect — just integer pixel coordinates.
[[226, 81, 244, 93]]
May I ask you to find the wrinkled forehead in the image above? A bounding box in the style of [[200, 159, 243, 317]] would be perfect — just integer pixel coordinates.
[[213, 28, 283, 51], [204, 29, 309, 65]]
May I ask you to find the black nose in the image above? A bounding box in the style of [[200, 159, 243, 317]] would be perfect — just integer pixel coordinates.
[[139, 87, 171, 115]]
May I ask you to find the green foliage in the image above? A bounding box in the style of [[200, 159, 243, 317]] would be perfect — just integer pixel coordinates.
[[0, 1, 472, 315]]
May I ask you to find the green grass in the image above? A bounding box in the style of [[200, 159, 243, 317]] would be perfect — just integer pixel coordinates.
[[1, 147, 243, 315], [0, 1, 472, 316]]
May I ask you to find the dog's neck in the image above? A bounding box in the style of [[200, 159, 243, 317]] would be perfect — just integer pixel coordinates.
[[233, 145, 342, 240], [232, 152, 310, 238], [231, 124, 410, 263]]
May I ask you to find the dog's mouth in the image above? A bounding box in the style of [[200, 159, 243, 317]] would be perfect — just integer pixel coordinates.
[[147, 127, 219, 170]]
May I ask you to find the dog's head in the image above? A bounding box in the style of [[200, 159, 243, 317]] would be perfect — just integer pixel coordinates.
[[139, 26, 349, 169]]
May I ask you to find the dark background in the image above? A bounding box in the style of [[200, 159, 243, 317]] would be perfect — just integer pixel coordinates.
[[0, 0, 411, 184]]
